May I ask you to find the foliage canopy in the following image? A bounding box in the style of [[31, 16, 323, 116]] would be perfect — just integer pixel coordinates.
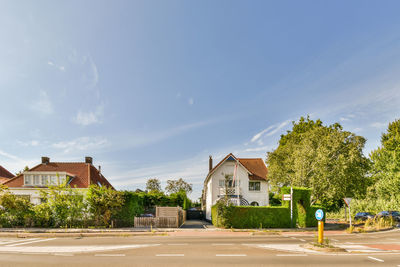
[[266, 116, 370, 210]]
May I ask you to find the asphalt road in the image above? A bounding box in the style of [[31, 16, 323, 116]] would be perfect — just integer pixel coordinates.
[[0, 229, 399, 266]]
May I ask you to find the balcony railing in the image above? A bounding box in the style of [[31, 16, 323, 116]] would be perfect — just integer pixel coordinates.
[[219, 187, 237, 195]]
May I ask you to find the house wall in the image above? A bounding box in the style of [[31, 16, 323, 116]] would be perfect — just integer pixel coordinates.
[[205, 161, 269, 220], [7, 188, 88, 205], [205, 179, 212, 220]]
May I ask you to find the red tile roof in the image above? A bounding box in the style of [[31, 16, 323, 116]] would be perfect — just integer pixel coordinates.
[[0, 165, 14, 179], [205, 153, 268, 183], [3, 161, 113, 189], [238, 158, 268, 181]]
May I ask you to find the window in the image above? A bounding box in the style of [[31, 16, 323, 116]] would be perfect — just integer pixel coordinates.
[[219, 175, 237, 188], [33, 175, 40, 185], [249, 181, 260, 191], [250, 201, 259, 206], [24, 175, 32, 185], [50, 175, 57, 185], [41, 175, 49, 185]]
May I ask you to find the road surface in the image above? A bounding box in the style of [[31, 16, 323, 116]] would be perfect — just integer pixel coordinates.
[[0, 229, 399, 266]]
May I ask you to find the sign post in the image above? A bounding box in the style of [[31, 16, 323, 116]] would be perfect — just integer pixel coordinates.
[[290, 187, 293, 228], [315, 209, 324, 244], [343, 198, 352, 227]]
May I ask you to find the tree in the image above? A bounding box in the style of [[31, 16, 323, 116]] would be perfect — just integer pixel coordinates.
[[15, 166, 29, 176], [266, 116, 370, 210], [165, 178, 193, 194], [86, 185, 124, 227], [369, 119, 400, 199], [146, 178, 162, 193]]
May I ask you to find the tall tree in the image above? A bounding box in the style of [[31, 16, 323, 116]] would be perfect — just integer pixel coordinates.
[[165, 178, 193, 194], [370, 119, 400, 199], [266, 116, 370, 210], [146, 178, 162, 193]]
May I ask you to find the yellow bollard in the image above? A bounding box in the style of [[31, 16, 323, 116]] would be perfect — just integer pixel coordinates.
[[318, 220, 324, 244]]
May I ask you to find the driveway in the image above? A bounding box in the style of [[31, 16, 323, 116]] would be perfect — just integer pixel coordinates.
[[180, 220, 213, 229]]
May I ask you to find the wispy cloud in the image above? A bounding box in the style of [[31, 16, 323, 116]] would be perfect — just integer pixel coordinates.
[[0, 150, 37, 174], [370, 122, 388, 129], [90, 60, 99, 88], [244, 145, 272, 152], [73, 104, 104, 126], [52, 136, 108, 153], [30, 90, 53, 115], [188, 97, 194, 105], [118, 117, 224, 149], [47, 61, 65, 72], [17, 140, 39, 147], [251, 120, 291, 143]]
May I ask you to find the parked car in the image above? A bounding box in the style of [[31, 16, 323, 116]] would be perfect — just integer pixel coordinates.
[[354, 212, 374, 221], [375, 211, 400, 222], [140, 213, 154, 217]]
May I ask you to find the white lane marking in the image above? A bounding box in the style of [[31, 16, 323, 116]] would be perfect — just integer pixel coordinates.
[[331, 239, 339, 242], [244, 244, 321, 254], [95, 254, 125, 257], [156, 254, 184, 257], [212, 243, 233, 246], [216, 254, 246, 257], [277, 254, 308, 257], [290, 237, 297, 240], [367, 256, 384, 262], [298, 239, 306, 242], [0, 238, 39, 245], [167, 243, 188, 246], [0, 244, 160, 253], [53, 253, 74, 256], [386, 238, 397, 241], [6, 238, 56, 247], [369, 236, 378, 239]]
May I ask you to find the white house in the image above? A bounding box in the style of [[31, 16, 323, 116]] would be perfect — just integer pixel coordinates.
[[202, 153, 269, 221]]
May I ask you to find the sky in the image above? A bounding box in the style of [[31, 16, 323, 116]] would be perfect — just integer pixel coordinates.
[[1, 1, 400, 201]]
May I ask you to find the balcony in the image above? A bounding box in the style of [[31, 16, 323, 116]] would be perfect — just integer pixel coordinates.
[[219, 187, 237, 196]]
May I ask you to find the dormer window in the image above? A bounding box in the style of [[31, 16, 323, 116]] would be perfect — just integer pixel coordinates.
[[23, 172, 69, 186]]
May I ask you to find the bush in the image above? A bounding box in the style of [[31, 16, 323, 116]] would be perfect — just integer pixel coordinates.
[[212, 205, 291, 228], [307, 205, 325, 227], [281, 187, 314, 227], [87, 185, 124, 227], [113, 191, 144, 227], [0, 191, 34, 227]]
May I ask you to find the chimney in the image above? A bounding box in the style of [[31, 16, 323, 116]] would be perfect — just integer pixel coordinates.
[[41, 157, 50, 164], [209, 155, 213, 172], [85, 156, 93, 164], [98, 165, 101, 174]]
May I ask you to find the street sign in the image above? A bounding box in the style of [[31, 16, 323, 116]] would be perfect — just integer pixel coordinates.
[[343, 198, 352, 207], [282, 194, 291, 201], [315, 209, 324, 221]]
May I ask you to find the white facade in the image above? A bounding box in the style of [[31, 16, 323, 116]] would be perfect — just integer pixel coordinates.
[[204, 159, 269, 221]]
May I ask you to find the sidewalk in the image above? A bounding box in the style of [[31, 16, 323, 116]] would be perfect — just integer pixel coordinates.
[[0, 225, 350, 238]]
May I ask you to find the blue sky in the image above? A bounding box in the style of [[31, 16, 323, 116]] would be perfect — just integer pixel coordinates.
[[1, 1, 400, 201]]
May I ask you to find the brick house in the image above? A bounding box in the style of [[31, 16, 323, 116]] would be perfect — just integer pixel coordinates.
[[3, 156, 113, 204]]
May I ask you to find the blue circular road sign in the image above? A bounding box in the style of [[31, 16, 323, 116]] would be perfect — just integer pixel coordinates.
[[315, 209, 324, 221]]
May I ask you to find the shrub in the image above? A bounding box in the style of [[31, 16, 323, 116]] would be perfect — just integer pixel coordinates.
[[0, 190, 34, 227], [87, 185, 124, 227], [113, 191, 144, 227], [212, 204, 291, 228]]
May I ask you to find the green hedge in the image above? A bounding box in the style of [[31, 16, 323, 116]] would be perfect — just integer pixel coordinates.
[[212, 205, 291, 228], [306, 205, 325, 227], [212, 187, 324, 229], [281, 187, 312, 227]]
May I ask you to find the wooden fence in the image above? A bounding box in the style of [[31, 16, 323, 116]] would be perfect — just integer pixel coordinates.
[[134, 206, 186, 228]]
